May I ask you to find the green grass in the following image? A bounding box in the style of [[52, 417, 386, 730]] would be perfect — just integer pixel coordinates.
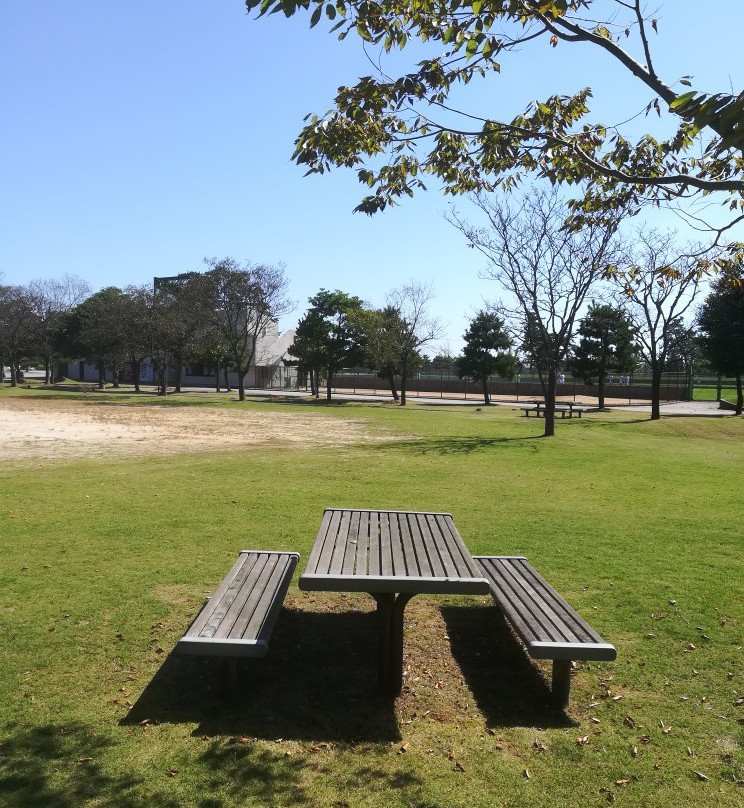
[[0, 391, 742, 807]]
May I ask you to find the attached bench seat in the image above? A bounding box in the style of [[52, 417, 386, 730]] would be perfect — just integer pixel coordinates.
[[177, 550, 299, 659], [474, 555, 616, 706]]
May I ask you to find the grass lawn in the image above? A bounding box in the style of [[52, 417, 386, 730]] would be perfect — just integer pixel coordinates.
[[1, 389, 742, 807]]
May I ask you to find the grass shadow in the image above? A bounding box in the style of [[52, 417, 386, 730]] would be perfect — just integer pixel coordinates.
[[123, 608, 400, 743], [439, 605, 576, 729], [0, 721, 181, 808], [367, 435, 544, 455]]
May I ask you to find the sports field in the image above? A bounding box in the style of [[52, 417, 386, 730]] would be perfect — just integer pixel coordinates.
[[1, 387, 741, 807]]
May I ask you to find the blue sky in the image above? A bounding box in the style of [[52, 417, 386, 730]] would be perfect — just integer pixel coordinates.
[[2, 1, 742, 351]]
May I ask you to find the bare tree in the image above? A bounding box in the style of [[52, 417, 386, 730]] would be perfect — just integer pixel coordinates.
[[450, 188, 620, 436], [204, 257, 293, 402], [0, 284, 41, 387], [613, 230, 703, 420], [28, 275, 90, 383], [385, 282, 443, 406]]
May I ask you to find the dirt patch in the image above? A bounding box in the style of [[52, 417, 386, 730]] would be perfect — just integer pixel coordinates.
[[0, 398, 381, 462]]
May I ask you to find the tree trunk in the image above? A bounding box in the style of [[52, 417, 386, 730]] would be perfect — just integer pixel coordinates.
[[44, 358, 51, 385], [112, 366, 120, 388], [130, 358, 141, 393], [326, 371, 333, 401], [387, 370, 399, 402], [400, 361, 408, 406], [482, 376, 490, 405], [597, 373, 605, 409], [237, 367, 246, 401], [215, 358, 221, 392], [736, 373, 743, 416], [9, 352, 17, 387], [223, 365, 231, 392], [650, 363, 662, 420], [543, 368, 557, 437], [98, 361, 106, 390], [174, 357, 183, 393], [157, 368, 167, 396]]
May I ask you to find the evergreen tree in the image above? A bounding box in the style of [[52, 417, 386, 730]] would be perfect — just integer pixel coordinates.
[[568, 304, 638, 408], [456, 311, 516, 405]]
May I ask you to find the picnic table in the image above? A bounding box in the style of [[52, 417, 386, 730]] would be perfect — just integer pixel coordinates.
[[300, 508, 490, 695], [521, 401, 588, 418]]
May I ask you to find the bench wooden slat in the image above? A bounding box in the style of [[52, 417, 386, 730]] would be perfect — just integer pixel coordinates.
[[209, 553, 272, 639], [439, 514, 485, 580], [306, 509, 335, 573], [177, 550, 299, 658], [216, 553, 281, 640], [329, 510, 351, 574], [475, 556, 616, 661], [488, 557, 584, 645], [342, 511, 360, 575], [409, 513, 433, 577], [474, 555, 616, 706], [186, 552, 261, 639], [380, 511, 394, 576], [389, 512, 406, 576], [355, 510, 369, 575], [368, 510, 381, 575], [420, 514, 446, 578]]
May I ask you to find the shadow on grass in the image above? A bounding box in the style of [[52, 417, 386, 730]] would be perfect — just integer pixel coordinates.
[[0, 719, 318, 808], [440, 605, 576, 729], [0, 721, 177, 808], [123, 608, 400, 743], [367, 435, 544, 455]]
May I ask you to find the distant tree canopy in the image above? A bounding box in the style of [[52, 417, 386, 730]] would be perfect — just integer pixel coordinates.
[[567, 303, 638, 408], [697, 275, 744, 414], [247, 0, 744, 249], [456, 310, 516, 404], [290, 289, 365, 400]]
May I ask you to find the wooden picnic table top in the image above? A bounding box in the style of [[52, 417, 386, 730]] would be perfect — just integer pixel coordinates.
[[299, 508, 490, 596]]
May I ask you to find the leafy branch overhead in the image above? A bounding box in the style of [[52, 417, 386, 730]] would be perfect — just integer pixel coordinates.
[[247, 0, 744, 236]]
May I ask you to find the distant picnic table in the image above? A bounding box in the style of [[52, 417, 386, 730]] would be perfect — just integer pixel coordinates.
[[521, 401, 589, 419]]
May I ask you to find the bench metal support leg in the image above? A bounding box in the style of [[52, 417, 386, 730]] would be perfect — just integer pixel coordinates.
[[372, 592, 414, 696], [552, 659, 572, 707], [219, 658, 239, 703]]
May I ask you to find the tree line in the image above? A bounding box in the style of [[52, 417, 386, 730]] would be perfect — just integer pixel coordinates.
[[0, 258, 291, 401], [290, 190, 744, 435]]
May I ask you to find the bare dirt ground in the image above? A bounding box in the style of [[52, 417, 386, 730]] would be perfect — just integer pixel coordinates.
[[0, 397, 380, 463]]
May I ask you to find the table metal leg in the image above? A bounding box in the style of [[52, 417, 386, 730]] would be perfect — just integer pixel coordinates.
[[373, 593, 394, 694], [372, 592, 414, 696]]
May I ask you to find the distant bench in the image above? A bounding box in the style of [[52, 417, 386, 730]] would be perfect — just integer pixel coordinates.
[[521, 401, 589, 419], [176, 550, 299, 692], [474, 555, 616, 706]]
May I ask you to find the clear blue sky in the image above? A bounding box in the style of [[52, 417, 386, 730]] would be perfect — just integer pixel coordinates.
[[2, 1, 742, 351]]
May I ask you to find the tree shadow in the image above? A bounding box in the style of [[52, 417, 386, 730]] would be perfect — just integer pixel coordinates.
[[367, 435, 544, 455], [439, 605, 576, 729], [0, 721, 178, 808], [123, 608, 400, 743]]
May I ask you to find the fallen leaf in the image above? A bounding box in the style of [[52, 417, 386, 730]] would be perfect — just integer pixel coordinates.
[[398, 743, 409, 754], [631, 746, 638, 757], [623, 716, 636, 729], [486, 728, 497, 736], [523, 768, 531, 779], [167, 769, 179, 777], [237, 737, 251, 745], [576, 735, 590, 746], [615, 779, 629, 787], [447, 749, 456, 760], [454, 761, 466, 772], [77, 757, 93, 764], [693, 771, 709, 782], [590, 717, 601, 724]]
